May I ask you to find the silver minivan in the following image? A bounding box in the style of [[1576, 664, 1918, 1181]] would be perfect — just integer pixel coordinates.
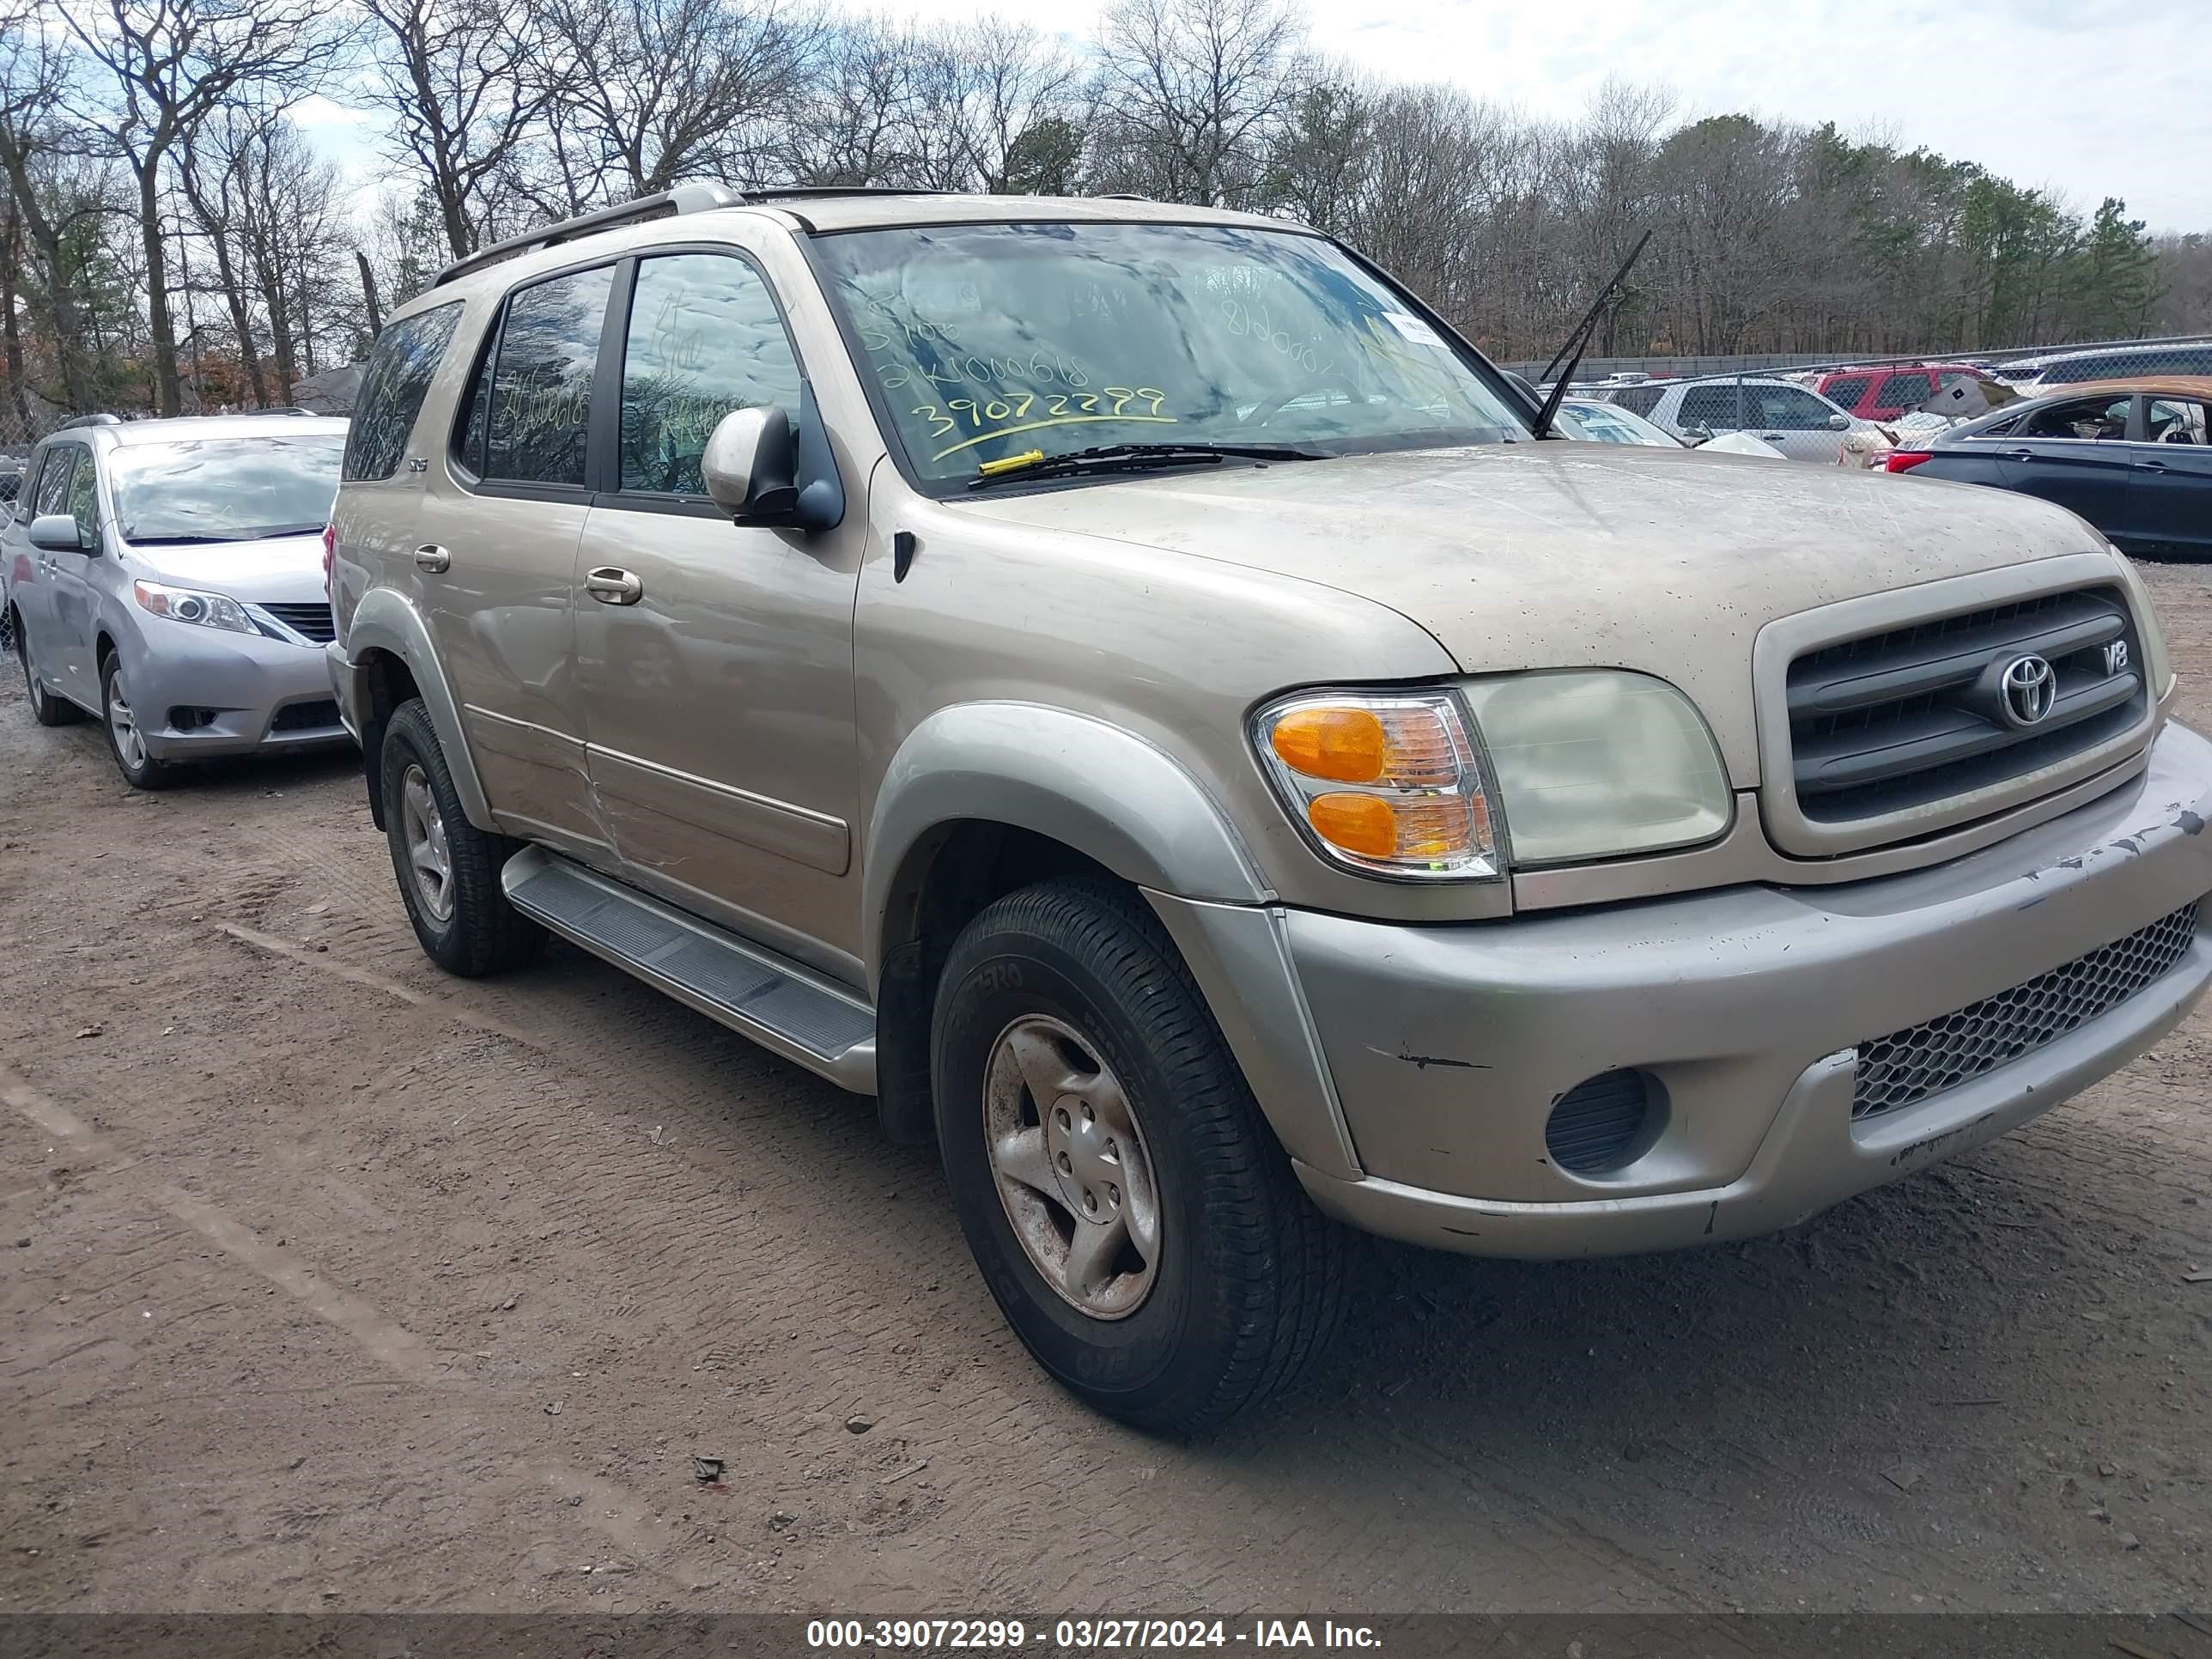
[[328, 186, 2212, 1431], [6, 412, 352, 787]]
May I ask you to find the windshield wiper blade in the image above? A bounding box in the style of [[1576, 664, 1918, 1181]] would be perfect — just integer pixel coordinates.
[[1530, 228, 1653, 441], [966, 441, 1324, 490]]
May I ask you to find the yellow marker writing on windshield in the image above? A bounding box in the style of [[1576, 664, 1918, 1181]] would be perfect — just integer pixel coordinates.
[[976, 449, 1047, 477]]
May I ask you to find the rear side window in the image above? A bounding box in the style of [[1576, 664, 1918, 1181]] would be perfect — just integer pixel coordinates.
[[1876, 371, 1934, 409], [1679, 386, 1744, 428], [343, 302, 463, 483], [1821, 375, 1872, 410], [618, 252, 803, 496], [486, 265, 617, 487]]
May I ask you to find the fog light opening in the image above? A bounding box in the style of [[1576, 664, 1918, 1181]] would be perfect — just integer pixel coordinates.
[[1545, 1069, 1668, 1175]]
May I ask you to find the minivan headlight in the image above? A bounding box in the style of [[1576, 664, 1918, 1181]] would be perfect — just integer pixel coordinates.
[[1253, 690, 1500, 880], [132, 579, 257, 635], [1459, 671, 1731, 865]]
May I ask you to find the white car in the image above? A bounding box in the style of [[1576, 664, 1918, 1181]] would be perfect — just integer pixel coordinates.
[[1596, 376, 1881, 464]]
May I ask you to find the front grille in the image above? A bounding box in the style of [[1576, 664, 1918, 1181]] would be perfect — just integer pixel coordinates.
[[1787, 587, 2143, 827], [260, 602, 336, 644], [1852, 902, 2199, 1117], [270, 699, 341, 732]]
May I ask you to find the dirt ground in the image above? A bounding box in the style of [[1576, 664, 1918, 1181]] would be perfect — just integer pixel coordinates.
[[3, 566, 2209, 1618]]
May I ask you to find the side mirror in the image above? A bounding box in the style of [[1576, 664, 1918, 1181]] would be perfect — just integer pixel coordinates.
[[1683, 426, 1713, 445], [701, 391, 845, 533], [702, 406, 798, 522], [28, 514, 86, 553], [1826, 412, 1851, 431]]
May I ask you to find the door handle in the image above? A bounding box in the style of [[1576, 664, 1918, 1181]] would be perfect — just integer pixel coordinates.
[[2132, 459, 2169, 472], [414, 544, 451, 573], [2006, 449, 2038, 462], [1759, 433, 1784, 442], [585, 566, 643, 605]]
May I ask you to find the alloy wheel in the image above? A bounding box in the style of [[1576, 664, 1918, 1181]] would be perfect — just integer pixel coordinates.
[[399, 763, 456, 922], [981, 1013, 1162, 1320]]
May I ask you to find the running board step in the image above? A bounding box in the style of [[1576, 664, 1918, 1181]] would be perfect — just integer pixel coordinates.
[[501, 847, 876, 1093]]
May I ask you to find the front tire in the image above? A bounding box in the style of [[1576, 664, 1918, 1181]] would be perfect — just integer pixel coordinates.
[[380, 698, 544, 975], [17, 614, 82, 727], [100, 653, 177, 788], [933, 878, 1346, 1434]]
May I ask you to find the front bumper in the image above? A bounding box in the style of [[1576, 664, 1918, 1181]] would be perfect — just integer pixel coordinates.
[[1268, 723, 2212, 1257], [130, 625, 351, 760]]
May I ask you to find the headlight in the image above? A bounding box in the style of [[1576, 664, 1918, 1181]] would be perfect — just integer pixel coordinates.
[[1253, 690, 1500, 879], [1459, 671, 1731, 865], [133, 579, 257, 635]]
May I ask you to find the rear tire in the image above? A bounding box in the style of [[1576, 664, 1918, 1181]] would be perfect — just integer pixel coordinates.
[[933, 877, 1346, 1434], [17, 614, 82, 727], [380, 698, 544, 975]]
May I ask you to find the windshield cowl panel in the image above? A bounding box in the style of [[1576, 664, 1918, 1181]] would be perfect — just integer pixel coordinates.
[[814, 222, 1528, 494]]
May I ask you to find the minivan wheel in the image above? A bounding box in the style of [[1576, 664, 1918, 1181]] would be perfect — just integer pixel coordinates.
[[933, 878, 1346, 1434], [18, 617, 82, 727], [380, 698, 544, 976], [100, 653, 176, 788]]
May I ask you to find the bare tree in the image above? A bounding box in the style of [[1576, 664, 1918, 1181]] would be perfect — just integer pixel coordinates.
[[777, 17, 922, 187], [529, 0, 816, 201], [910, 18, 1082, 193], [1091, 0, 1309, 208], [0, 2, 102, 410], [63, 0, 347, 414], [361, 0, 554, 263]]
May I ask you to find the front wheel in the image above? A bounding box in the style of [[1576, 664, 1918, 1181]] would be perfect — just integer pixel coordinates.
[[380, 698, 544, 975], [100, 653, 177, 788], [933, 878, 1346, 1434]]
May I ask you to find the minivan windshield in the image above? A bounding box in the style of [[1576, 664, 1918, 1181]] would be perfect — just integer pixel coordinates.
[[813, 222, 1528, 486], [108, 433, 344, 544]]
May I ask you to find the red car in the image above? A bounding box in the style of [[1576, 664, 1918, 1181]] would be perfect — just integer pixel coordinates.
[[1811, 363, 1998, 421]]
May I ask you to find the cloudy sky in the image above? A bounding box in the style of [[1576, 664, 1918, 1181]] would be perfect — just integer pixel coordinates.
[[302, 0, 2212, 233]]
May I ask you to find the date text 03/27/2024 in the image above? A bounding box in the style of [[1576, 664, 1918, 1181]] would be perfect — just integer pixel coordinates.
[[804, 1620, 1382, 1650]]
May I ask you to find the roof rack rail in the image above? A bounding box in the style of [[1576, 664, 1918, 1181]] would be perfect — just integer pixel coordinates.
[[57, 413, 124, 429], [741, 185, 960, 201], [243, 405, 320, 416], [1093, 192, 1148, 201], [433, 183, 745, 288]]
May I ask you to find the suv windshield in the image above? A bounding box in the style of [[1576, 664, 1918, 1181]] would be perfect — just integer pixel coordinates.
[[814, 222, 1528, 486], [108, 433, 344, 544]]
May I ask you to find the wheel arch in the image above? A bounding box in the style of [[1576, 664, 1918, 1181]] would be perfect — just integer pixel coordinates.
[[862, 703, 1276, 1148], [343, 588, 494, 830]]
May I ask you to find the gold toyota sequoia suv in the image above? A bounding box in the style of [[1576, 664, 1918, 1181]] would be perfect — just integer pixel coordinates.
[[328, 185, 2212, 1431]]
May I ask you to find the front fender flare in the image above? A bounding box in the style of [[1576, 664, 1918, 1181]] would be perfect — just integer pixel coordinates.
[[864, 702, 1270, 968], [343, 588, 495, 830]]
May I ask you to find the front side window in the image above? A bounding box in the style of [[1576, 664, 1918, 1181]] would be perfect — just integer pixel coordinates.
[[344, 302, 463, 483], [1757, 386, 1837, 429], [1609, 385, 1664, 416], [486, 264, 617, 487], [2146, 398, 2209, 445], [618, 252, 804, 496], [1560, 404, 1674, 447], [107, 434, 345, 544], [815, 221, 1528, 489], [31, 446, 80, 519]]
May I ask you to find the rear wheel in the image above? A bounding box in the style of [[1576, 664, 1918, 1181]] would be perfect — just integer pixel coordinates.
[[16, 615, 82, 727], [380, 698, 543, 975], [100, 653, 176, 788], [933, 878, 1346, 1434]]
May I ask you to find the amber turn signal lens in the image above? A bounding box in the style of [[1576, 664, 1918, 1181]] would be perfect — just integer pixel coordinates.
[[1270, 707, 1389, 784], [1307, 793, 1399, 858]]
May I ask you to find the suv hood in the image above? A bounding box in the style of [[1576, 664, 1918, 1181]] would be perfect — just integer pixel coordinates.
[[128, 531, 328, 605], [955, 442, 2114, 783]]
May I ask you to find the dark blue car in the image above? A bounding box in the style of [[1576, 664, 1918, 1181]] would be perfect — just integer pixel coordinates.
[[1885, 380, 2212, 556]]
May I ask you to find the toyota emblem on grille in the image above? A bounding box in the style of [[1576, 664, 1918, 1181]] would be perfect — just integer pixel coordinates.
[[2001, 654, 2057, 727]]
